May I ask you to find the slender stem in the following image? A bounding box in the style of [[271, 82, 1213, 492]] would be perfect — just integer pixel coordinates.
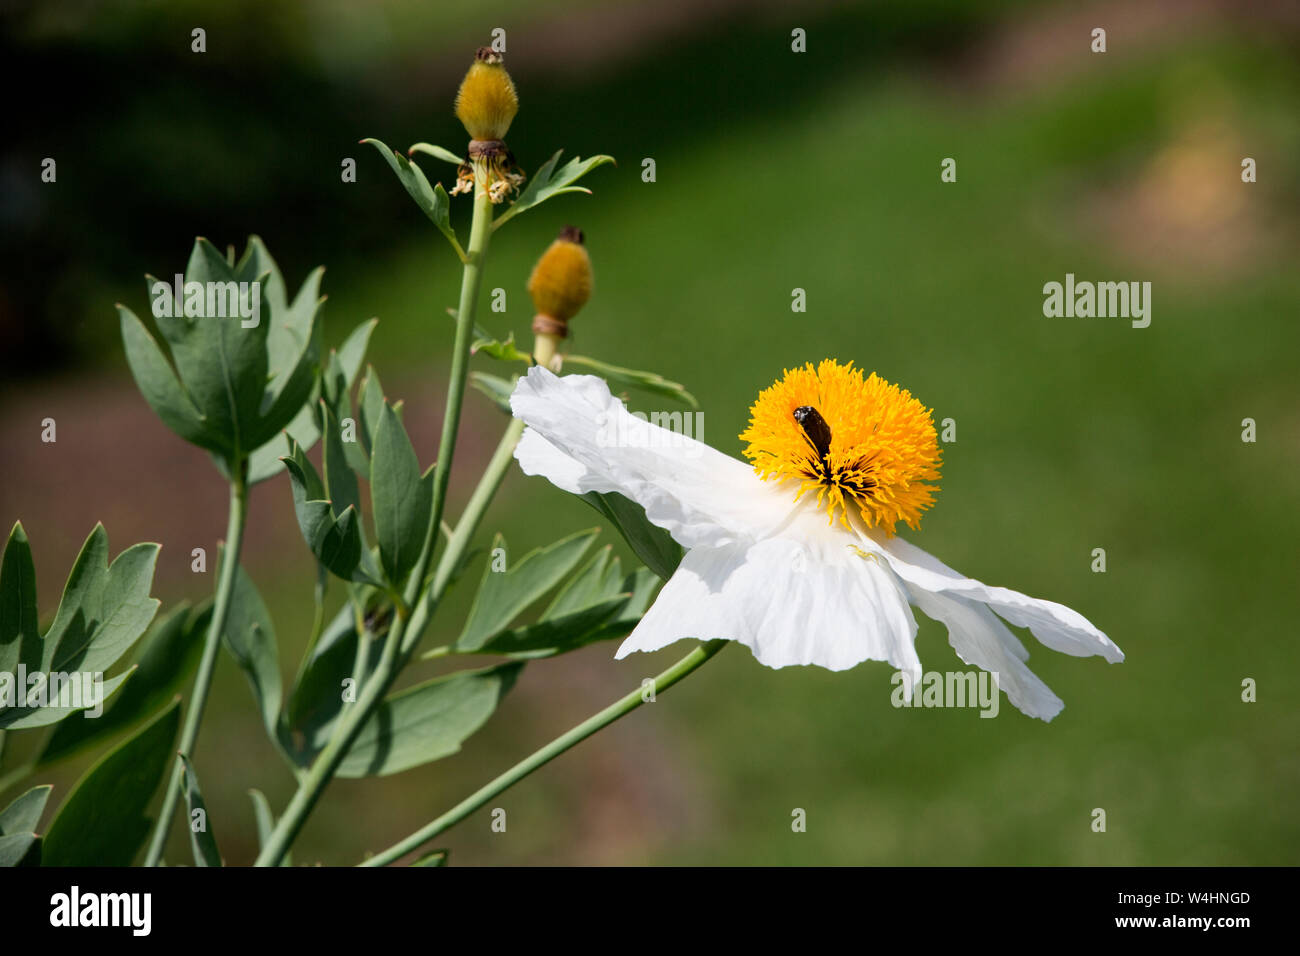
[[359, 640, 728, 866], [144, 467, 249, 866], [252, 615, 405, 867], [253, 172, 495, 867], [532, 333, 561, 371], [404, 415, 524, 656], [417, 175, 494, 607], [253, 411, 522, 867], [290, 566, 329, 695], [350, 624, 374, 690]]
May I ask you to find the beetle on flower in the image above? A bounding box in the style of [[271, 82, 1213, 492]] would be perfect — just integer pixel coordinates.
[[509, 359, 1124, 721]]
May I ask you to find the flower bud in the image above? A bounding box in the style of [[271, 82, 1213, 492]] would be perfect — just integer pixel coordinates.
[[528, 226, 592, 329], [454, 47, 519, 142]]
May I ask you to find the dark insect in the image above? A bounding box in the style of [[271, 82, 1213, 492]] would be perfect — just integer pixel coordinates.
[[793, 405, 833, 461]]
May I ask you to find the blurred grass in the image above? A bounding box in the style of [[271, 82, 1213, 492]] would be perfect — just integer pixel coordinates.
[[4, 4, 1298, 865]]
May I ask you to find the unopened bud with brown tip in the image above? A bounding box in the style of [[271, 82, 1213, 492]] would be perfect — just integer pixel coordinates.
[[528, 226, 592, 369], [455, 47, 519, 142]]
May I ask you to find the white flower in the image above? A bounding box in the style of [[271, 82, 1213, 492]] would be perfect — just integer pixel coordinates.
[[509, 363, 1123, 721]]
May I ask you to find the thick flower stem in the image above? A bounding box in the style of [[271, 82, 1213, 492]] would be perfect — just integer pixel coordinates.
[[144, 467, 249, 867], [359, 639, 728, 866], [252, 174, 495, 868]]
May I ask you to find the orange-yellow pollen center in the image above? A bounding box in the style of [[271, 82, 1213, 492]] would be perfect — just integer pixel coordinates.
[[739, 360, 942, 535]]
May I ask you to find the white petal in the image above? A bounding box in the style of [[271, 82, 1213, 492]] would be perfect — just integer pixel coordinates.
[[869, 533, 1124, 664], [514, 428, 587, 494], [909, 588, 1065, 721], [618, 516, 921, 682], [511, 367, 787, 549]]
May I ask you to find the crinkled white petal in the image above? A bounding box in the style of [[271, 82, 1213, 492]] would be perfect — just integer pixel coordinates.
[[511, 366, 1121, 720], [511, 367, 788, 549], [617, 511, 921, 683], [868, 533, 1124, 664], [909, 588, 1065, 721]]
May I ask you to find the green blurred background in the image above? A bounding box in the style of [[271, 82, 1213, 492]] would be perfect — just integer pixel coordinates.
[[2, 0, 1297, 865]]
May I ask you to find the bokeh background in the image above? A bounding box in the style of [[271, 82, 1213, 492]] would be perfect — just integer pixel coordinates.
[[2, 0, 1297, 865]]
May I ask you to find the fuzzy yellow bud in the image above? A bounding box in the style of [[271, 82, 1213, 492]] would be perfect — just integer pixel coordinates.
[[454, 48, 519, 142], [528, 226, 592, 327]]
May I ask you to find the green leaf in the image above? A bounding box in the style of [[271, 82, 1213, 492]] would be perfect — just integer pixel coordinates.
[[336, 317, 379, 388], [411, 848, 449, 866], [221, 560, 283, 744], [362, 139, 464, 258], [239, 239, 323, 452], [248, 401, 317, 485], [282, 443, 371, 583], [455, 529, 599, 653], [0, 522, 40, 676], [358, 363, 387, 455], [370, 401, 431, 590], [37, 602, 207, 769], [0, 832, 40, 867], [408, 142, 465, 166], [477, 596, 630, 657], [577, 566, 659, 644], [248, 318, 374, 485], [248, 789, 291, 867], [46, 527, 161, 675], [563, 354, 698, 408], [0, 671, 134, 732], [41, 700, 180, 866], [119, 305, 221, 453], [145, 244, 273, 458], [542, 545, 623, 619], [284, 602, 384, 762], [126, 237, 323, 465], [320, 400, 363, 522], [469, 371, 515, 414], [472, 549, 659, 658], [471, 332, 532, 363], [179, 755, 221, 866], [493, 150, 616, 230], [0, 784, 51, 836], [580, 491, 683, 581], [1, 523, 159, 730], [338, 663, 523, 777]]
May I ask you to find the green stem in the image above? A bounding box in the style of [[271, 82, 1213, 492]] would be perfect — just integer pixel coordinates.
[[351, 623, 375, 690], [359, 639, 728, 867], [144, 467, 249, 867], [404, 415, 524, 656], [252, 614, 405, 867], [417, 176, 494, 606], [252, 173, 495, 868]]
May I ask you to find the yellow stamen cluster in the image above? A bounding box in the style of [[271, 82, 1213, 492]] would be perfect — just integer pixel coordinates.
[[739, 360, 942, 535]]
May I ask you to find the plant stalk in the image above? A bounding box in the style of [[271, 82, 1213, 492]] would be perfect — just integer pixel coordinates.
[[359, 639, 728, 866], [144, 466, 249, 866], [252, 171, 495, 867]]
